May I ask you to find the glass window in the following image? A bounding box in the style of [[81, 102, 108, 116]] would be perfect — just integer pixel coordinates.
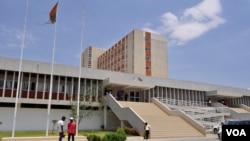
[[23, 82, 29, 90], [66, 85, 71, 93], [31, 82, 36, 91], [59, 85, 65, 93], [146, 66, 151, 70], [13, 81, 17, 89], [38, 83, 44, 92], [0, 80, 4, 88], [145, 47, 151, 51], [45, 83, 49, 92], [6, 80, 12, 89]]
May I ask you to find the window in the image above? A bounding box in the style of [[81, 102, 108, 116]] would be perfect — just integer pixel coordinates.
[[66, 85, 71, 93], [6, 80, 12, 89], [145, 47, 151, 51], [146, 66, 151, 70], [0, 80, 4, 88], [13, 81, 17, 89], [146, 56, 151, 61], [59, 85, 65, 93], [80, 86, 85, 93], [45, 83, 49, 92], [23, 82, 29, 90], [38, 83, 44, 92], [145, 38, 151, 42], [31, 82, 36, 91]]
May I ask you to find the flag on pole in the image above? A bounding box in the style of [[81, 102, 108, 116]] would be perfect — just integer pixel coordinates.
[[48, 2, 58, 24], [45, 1, 59, 137]]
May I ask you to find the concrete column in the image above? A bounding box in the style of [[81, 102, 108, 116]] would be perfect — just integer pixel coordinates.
[[57, 76, 60, 100], [43, 75, 46, 99], [35, 74, 39, 99], [104, 105, 107, 129], [11, 71, 15, 97], [27, 73, 31, 98], [121, 120, 125, 128], [64, 76, 67, 100]]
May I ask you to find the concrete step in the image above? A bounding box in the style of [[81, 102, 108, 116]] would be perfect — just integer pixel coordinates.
[[2, 136, 87, 141], [119, 101, 204, 138]]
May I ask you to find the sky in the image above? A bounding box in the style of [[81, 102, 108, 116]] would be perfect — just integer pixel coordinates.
[[0, 0, 250, 89]]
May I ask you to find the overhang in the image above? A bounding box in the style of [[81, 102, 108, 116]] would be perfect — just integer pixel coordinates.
[[206, 90, 242, 98], [103, 77, 154, 90]]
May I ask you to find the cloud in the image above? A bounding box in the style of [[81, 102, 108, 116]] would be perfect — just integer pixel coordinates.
[[0, 25, 37, 49], [143, 0, 226, 45]]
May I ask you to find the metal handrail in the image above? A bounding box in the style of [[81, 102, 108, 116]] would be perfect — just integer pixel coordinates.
[[156, 97, 230, 130]]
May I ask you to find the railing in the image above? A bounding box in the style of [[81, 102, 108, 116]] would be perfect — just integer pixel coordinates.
[[157, 97, 208, 107], [156, 97, 230, 130], [106, 94, 145, 136]]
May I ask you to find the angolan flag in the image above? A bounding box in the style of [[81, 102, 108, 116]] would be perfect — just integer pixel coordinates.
[[48, 2, 58, 24]]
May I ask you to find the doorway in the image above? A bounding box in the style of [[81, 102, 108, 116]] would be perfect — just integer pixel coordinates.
[[130, 91, 140, 102]]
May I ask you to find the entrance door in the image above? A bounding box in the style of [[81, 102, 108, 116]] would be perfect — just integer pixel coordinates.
[[130, 91, 140, 102]]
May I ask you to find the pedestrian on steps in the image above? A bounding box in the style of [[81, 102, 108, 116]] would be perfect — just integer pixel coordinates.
[[144, 122, 151, 139]]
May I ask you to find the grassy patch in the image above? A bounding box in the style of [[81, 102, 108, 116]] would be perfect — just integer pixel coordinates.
[[0, 130, 115, 141], [0, 130, 58, 141]]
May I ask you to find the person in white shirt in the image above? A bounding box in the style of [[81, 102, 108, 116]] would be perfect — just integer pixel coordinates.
[[144, 122, 151, 139], [57, 116, 66, 141], [217, 122, 224, 139]]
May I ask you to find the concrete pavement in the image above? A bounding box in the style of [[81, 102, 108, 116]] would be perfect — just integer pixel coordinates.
[[127, 134, 219, 141], [2, 134, 219, 141]]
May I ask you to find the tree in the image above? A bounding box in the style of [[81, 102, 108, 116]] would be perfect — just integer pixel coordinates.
[[70, 81, 104, 126]]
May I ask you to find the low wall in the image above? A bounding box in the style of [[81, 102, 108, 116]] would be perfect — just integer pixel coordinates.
[[0, 107, 117, 131]]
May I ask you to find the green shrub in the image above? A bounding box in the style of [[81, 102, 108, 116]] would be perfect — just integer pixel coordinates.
[[102, 128, 126, 141], [116, 127, 126, 135], [102, 133, 116, 141], [87, 134, 101, 141]]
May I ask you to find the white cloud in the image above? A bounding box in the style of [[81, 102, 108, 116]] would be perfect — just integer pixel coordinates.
[[143, 0, 226, 45], [0, 25, 37, 49]]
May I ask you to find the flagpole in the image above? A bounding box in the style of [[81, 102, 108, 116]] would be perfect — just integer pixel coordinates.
[[76, 5, 85, 136], [12, 0, 29, 138], [46, 1, 59, 137]]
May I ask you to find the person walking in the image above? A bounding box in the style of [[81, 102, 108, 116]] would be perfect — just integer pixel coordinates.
[[144, 122, 151, 139], [57, 116, 66, 141], [67, 117, 76, 141]]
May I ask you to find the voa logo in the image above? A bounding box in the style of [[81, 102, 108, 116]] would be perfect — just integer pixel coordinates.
[[226, 129, 246, 136]]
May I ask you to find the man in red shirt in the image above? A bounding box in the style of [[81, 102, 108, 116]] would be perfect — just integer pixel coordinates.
[[67, 117, 76, 141]]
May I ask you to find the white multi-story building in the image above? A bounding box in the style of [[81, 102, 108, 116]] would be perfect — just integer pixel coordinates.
[[82, 29, 168, 78]]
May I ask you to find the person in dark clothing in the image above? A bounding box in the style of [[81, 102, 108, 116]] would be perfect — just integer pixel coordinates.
[[117, 90, 121, 100], [124, 93, 128, 101]]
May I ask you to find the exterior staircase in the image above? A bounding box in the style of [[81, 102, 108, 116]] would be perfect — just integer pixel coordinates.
[[156, 98, 231, 131], [119, 101, 204, 138], [230, 108, 250, 113]]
